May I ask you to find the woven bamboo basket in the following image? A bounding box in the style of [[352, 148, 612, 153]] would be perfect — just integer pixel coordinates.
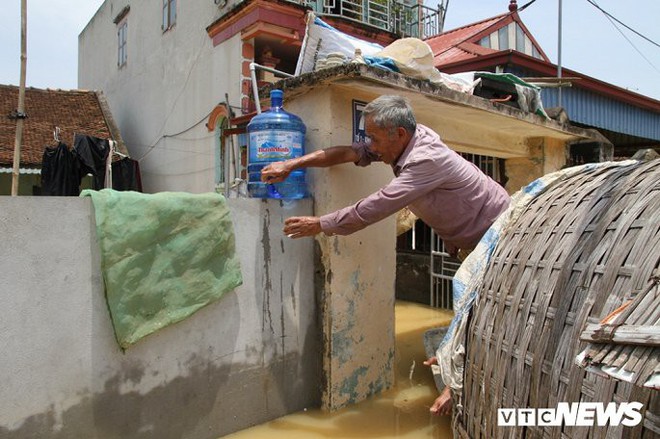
[[456, 159, 659, 438]]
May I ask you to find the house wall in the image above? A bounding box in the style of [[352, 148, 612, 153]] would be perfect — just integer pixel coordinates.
[[0, 196, 319, 439], [0, 174, 98, 196], [0, 173, 41, 195], [79, 0, 237, 194]]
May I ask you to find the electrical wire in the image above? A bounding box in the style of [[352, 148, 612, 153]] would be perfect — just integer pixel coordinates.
[[603, 14, 660, 75], [517, 0, 538, 13], [585, 0, 660, 49], [167, 133, 217, 142], [136, 29, 213, 162], [136, 101, 242, 162], [131, 141, 216, 156], [141, 165, 218, 177], [586, 0, 660, 75], [134, 108, 212, 161], [132, 99, 243, 160], [162, 109, 215, 139]]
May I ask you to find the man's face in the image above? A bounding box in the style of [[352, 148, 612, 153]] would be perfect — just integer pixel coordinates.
[[365, 117, 406, 165]]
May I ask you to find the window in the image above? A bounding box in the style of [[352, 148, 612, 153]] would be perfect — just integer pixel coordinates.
[[497, 26, 509, 50], [117, 20, 128, 67], [479, 35, 491, 49], [162, 0, 177, 31], [515, 23, 525, 53]]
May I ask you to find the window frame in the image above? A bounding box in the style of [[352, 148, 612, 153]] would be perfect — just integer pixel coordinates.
[[162, 0, 177, 32], [117, 19, 128, 68]]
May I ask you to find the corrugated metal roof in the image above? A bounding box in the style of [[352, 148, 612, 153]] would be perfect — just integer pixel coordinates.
[[0, 166, 41, 174], [541, 87, 660, 141]]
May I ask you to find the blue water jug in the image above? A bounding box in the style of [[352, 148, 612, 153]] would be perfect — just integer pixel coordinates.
[[247, 89, 308, 199]]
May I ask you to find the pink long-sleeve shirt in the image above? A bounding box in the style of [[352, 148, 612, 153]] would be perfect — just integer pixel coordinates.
[[319, 124, 510, 252]]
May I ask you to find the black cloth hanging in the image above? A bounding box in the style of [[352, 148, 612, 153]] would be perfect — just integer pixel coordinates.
[[73, 134, 110, 190], [40, 142, 81, 196], [112, 157, 143, 192]]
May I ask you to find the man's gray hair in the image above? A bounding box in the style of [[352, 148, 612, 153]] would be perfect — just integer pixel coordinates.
[[363, 95, 416, 134]]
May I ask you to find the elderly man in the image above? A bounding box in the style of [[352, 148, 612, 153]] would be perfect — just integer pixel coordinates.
[[261, 94, 510, 414]]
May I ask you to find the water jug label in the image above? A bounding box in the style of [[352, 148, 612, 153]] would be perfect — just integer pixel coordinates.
[[250, 130, 304, 161]]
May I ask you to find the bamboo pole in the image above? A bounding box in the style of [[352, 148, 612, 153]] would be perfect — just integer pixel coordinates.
[[11, 0, 27, 196]]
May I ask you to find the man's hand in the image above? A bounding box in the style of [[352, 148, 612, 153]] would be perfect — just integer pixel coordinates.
[[284, 216, 322, 238], [261, 161, 291, 183]]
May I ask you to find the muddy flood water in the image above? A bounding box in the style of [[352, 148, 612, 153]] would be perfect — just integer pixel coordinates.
[[223, 301, 454, 439]]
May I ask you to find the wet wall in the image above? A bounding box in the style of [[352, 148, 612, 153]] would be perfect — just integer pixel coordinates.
[[0, 196, 319, 439]]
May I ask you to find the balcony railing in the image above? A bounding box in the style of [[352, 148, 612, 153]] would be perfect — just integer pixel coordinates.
[[297, 0, 445, 39]]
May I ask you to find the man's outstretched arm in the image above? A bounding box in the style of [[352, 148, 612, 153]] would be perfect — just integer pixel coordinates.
[[261, 146, 358, 183]]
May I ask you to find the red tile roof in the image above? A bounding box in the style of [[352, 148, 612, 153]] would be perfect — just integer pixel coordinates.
[[426, 9, 549, 68], [438, 42, 499, 65], [0, 85, 124, 168], [426, 13, 512, 66]]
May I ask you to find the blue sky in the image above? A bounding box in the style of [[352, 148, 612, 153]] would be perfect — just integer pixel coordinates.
[[1, 0, 659, 100]]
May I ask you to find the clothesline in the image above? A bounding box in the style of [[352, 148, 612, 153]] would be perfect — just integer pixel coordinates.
[[41, 133, 142, 195], [53, 126, 130, 158]]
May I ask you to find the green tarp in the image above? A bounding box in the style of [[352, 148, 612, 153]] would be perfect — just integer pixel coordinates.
[[82, 189, 242, 349], [475, 72, 550, 118]]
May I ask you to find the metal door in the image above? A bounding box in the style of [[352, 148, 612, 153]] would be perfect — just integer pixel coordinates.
[[430, 153, 504, 309]]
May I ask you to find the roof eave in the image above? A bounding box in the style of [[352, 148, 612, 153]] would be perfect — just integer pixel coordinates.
[[437, 51, 660, 113]]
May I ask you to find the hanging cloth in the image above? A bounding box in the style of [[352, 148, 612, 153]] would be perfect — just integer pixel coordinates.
[[105, 140, 115, 189], [80, 189, 243, 349], [73, 134, 110, 190], [40, 142, 81, 196], [112, 157, 143, 192]]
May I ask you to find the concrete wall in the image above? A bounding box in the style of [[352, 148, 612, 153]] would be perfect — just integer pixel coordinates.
[[79, 0, 234, 194], [0, 196, 319, 439]]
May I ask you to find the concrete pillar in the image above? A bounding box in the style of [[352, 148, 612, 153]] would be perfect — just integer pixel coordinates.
[[505, 136, 567, 193], [286, 87, 397, 410]]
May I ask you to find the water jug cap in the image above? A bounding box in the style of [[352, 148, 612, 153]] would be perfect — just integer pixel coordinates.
[[270, 89, 283, 108]]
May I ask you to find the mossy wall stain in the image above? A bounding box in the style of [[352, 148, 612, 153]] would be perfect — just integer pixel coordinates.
[[338, 366, 368, 405]]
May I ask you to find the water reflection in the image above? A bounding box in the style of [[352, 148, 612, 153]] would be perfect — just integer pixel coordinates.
[[224, 301, 454, 438]]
